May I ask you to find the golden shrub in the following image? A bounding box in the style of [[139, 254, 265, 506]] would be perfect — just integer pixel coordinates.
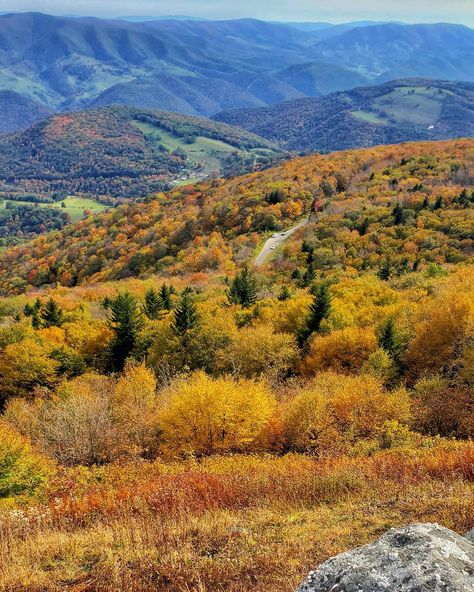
[[283, 372, 410, 454], [301, 327, 377, 376], [157, 371, 276, 456]]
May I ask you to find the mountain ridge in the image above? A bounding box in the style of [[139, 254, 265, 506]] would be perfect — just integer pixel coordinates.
[[214, 78, 474, 152], [0, 13, 473, 130], [0, 106, 282, 201]]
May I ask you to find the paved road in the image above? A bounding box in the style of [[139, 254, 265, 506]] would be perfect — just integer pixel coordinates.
[[254, 217, 309, 266]]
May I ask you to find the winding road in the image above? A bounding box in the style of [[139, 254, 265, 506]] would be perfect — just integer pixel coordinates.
[[254, 217, 309, 267]]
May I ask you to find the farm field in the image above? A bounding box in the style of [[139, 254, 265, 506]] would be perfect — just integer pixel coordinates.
[[0, 196, 108, 222], [133, 120, 263, 178], [352, 86, 452, 126]]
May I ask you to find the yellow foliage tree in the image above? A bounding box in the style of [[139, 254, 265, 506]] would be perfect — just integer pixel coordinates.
[[0, 421, 54, 500], [113, 362, 159, 455], [219, 325, 298, 379], [157, 371, 276, 456], [404, 291, 474, 381], [301, 327, 377, 376], [0, 339, 59, 402]]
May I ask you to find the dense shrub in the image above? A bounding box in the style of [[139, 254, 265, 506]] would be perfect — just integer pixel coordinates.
[[283, 372, 410, 454], [0, 421, 53, 500], [157, 372, 276, 456]]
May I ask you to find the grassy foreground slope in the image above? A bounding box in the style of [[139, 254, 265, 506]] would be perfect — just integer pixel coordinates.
[[0, 138, 472, 292], [0, 445, 472, 592]]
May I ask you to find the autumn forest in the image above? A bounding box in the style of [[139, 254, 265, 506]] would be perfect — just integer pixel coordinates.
[[0, 134, 471, 590]]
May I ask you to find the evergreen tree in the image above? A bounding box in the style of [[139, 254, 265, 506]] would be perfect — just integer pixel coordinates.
[[301, 264, 316, 288], [40, 298, 64, 328], [102, 295, 112, 310], [278, 285, 291, 301], [23, 303, 34, 317], [299, 282, 332, 346], [392, 203, 404, 225], [397, 258, 410, 276], [421, 195, 430, 210], [434, 196, 443, 210], [228, 266, 258, 308], [143, 287, 162, 320], [159, 284, 173, 310], [291, 269, 301, 282], [172, 288, 199, 340], [459, 189, 470, 208], [378, 259, 392, 281], [24, 298, 42, 325], [379, 317, 401, 361], [358, 217, 370, 235], [31, 298, 42, 330], [107, 292, 144, 371], [301, 241, 314, 264]]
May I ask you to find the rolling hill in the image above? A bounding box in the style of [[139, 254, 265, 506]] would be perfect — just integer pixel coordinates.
[[0, 13, 473, 129], [0, 137, 471, 293], [0, 91, 52, 134], [214, 79, 474, 152], [311, 23, 474, 81], [0, 106, 281, 202], [0, 13, 358, 119]]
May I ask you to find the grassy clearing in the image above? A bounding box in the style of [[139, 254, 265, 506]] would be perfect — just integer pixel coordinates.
[[351, 110, 387, 124], [374, 86, 446, 125], [0, 196, 108, 222], [133, 120, 242, 177], [352, 86, 450, 127]]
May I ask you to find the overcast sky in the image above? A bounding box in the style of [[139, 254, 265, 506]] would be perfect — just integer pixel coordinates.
[[0, 0, 473, 26]]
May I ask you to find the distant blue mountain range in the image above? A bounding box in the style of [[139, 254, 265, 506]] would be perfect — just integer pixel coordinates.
[[0, 12, 472, 133]]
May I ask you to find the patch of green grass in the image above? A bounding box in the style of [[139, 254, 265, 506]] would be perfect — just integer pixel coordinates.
[[57, 196, 108, 222], [373, 86, 446, 125], [0, 196, 107, 223], [352, 86, 450, 127], [351, 110, 387, 124], [132, 120, 242, 177]]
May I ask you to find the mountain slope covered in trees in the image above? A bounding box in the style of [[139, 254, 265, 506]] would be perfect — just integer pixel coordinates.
[[0, 137, 472, 592], [0, 90, 52, 134], [0, 138, 472, 292], [0, 13, 473, 127], [0, 106, 281, 201], [215, 79, 474, 152], [312, 23, 474, 81]]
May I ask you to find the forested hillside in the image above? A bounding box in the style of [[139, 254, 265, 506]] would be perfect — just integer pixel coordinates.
[[0, 13, 473, 127], [0, 137, 472, 590], [215, 79, 474, 152], [0, 138, 472, 292], [0, 107, 280, 201], [0, 90, 52, 134]]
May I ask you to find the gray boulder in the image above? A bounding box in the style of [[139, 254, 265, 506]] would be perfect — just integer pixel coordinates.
[[297, 523, 474, 592]]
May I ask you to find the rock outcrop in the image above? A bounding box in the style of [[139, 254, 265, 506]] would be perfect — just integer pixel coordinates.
[[297, 523, 474, 592]]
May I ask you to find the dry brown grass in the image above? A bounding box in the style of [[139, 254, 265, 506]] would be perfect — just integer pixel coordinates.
[[0, 444, 473, 592]]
